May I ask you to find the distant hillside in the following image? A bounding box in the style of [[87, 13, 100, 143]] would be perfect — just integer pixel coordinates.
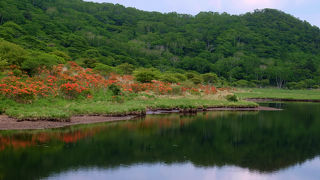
[[0, 0, 320, 87]]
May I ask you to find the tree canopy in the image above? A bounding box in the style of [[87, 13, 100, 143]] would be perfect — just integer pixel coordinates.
[[0, 0, 320, 87]]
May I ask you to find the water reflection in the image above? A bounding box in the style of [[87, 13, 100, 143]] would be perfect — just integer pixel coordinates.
[[0, 103, 320, 180], [47, 158, 320, 180], [0, 111, 235, 151]]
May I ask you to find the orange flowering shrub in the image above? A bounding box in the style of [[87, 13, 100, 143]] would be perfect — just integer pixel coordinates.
[[0, 62, 112, 102], [0, 61, 218, 103], [60, 82, 89, 99], [180, 85, 217, 95], [120, 80, 173, 95], [200, 85, 217, 95], [0, 76, 56, 103]]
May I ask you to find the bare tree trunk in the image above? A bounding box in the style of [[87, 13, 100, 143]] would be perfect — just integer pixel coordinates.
[[276, 76, 284, 88]]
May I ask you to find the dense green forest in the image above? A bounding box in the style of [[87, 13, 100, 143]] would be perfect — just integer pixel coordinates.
[[0, 0, 320, 88]]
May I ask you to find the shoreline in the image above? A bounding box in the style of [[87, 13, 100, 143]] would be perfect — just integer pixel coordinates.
[[0, 106, 280, 130], [246, 98, 320, 103], [147, 106, 281, 114]]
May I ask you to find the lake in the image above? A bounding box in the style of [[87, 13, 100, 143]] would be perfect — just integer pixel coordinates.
[[0, 102, 320, 180]]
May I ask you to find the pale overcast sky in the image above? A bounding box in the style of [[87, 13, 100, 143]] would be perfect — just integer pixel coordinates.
[[86, 0, 320, 27]]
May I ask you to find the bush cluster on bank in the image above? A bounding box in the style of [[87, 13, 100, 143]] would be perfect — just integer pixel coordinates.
[[0, 61, 220, 103]]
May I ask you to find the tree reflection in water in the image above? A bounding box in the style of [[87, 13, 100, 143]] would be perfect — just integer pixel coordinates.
[[0, 103, 320, 180]]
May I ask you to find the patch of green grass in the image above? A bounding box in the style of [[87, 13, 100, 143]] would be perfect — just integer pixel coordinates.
[[6, 108, 70, 121], [1, 97, 72, 121], [144, 98, 256, 109], [0, 92, 257, 121], [235, 88, 320, 100]]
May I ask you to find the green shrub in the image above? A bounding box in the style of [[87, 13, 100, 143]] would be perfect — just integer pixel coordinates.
[[0, 22, 25, 40], [226, 94, 238, 102], [185, 72, 198, 79], [215, 77, 229, 87], [0, 57, 8, 71], [202, 73, 219, 84], [233, 80, 256, 87], [93, 63, 114, 77], [287, 81, 307, 89], [173, 73, 187, 81], [82, 58, 98, 68], [83, 49, 100, 58], [296, 81, 307, 89], [0, 39, 28, 66], [286, 82, 298, 89], [22, 53, 65, 74], [171, 85, 182, 95], [260, 79, 270, 87], [304, 79, 316, 88], [12, 69, 22, 76], [108, 84, 121, 96], [191, 77, 203, 85], [50, 50, 71, 60], [248, 81, 257, 87], [134, 68, 159, 83], [161, 74, 179, 83], [116, 63, 135, 75]]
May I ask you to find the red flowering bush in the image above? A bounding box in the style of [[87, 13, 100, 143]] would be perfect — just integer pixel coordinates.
[[200, 85, 217, 95], [121, 82, 172, 95], [0, 75, 55, 103], [0, 62, 109, 102], [60, 82, 90, 99], [0, 61, 218, 103]]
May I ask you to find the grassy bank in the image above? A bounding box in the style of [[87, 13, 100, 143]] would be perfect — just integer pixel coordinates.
[[0, 61, 260, 122], [0, 93, 257, 121], [235, 88, 320, 101]]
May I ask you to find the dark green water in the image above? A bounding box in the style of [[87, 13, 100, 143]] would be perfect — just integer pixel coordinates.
[[1, 102, 320, 180]]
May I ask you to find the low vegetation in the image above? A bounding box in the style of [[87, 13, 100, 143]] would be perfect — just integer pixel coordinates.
[[0, 96, 256, 121], [236, 88, 320, 100], [0, 62, 257, 121]]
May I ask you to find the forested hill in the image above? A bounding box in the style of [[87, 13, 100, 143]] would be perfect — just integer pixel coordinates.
[[1, 0, 320, 88]]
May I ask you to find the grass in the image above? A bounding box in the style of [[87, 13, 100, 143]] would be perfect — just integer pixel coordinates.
[[235, 88, 320, 100], [0, 92, 257, 121], [5, 87, 320, 121]]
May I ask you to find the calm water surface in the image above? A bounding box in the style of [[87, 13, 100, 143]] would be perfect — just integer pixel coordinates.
[[1, 102, 320, 180]]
